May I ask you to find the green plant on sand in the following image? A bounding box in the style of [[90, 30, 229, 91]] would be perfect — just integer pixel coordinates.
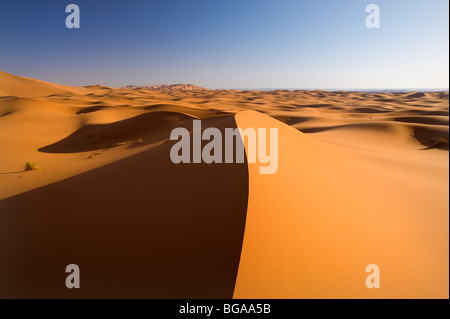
[[24, 161, 39, 171]]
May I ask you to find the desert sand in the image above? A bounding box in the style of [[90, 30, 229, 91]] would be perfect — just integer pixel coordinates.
[[0, 70, 448, 298]]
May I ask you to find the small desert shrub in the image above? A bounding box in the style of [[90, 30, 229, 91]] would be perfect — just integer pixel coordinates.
[[433, 138, 448, 148], [24, 161, 39, 171]]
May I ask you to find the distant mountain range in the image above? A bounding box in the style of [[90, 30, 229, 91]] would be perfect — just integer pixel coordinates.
[[121, 84, 207, 91]]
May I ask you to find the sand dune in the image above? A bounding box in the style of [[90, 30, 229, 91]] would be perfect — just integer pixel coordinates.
[[122, 84, 207, 91], [0, 115, 248, 298], [0, 71, 448, 298], [234, 110, 448, 298], [0, 70, 90, 98]]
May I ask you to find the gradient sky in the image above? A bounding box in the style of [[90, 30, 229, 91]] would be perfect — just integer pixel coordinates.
[[0, 0, 448, 89]]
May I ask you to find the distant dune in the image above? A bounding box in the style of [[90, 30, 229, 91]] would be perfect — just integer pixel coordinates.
[[0, 70, 448, 298], [121, 83, 207, 91]]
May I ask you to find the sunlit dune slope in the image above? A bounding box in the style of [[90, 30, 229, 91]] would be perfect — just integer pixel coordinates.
[[233, 110, 448, 298]]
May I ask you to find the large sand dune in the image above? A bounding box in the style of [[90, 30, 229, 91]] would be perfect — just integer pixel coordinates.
[[234, 110, 448, 298], [0, 71, 448, 298]]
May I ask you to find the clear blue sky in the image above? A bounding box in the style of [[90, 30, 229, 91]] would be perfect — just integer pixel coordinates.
[[0, 0, 448, 89]]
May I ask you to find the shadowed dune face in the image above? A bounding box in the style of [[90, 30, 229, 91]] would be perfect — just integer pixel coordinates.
[[38, 111, 196, 153], [0, 71, 448, 298], [0, 115, 249, 298], [414, 126, 450, 150]]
